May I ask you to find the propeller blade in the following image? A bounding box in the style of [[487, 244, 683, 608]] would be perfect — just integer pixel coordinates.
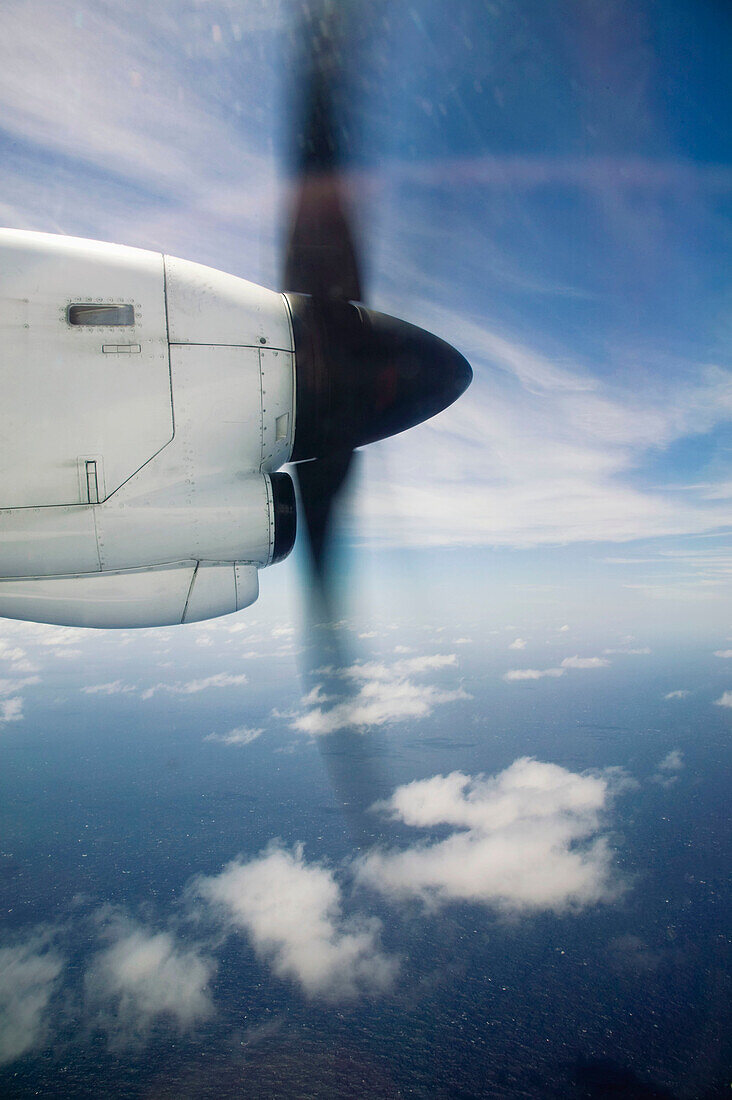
[[282, 1, 365, 667], [299, 616, 391, 848], [282, 0, 364, 303], [295, 448, 354, 619], [278, 3, 472, 846]]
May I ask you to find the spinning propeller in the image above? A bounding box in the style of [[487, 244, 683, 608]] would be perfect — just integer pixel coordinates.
[[281, 0, 472, 617], [278, 2, 472, 834]]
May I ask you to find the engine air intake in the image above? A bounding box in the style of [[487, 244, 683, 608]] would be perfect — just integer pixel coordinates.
[[270, 472, 297, 564]]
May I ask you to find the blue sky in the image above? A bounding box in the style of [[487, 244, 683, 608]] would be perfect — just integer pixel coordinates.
[[0, 0, 729, 625]]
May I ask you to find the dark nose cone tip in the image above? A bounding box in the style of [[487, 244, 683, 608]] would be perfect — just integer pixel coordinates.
[[450, 345, 474, 400], [353, 308, 473, 447], [285, 295, 473, 461], [427, 332, 473, 411]]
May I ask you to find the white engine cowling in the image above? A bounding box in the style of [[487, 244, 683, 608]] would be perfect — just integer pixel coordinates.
[[0, 230, 297, 627]]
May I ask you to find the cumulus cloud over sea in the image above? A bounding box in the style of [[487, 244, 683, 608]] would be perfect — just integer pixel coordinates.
[[85, 914, 215, 1043], [197, 844, 397, 1001], [503, 655, 610, 682], [290, 653, 468, 736], [357, 758, 631, 913], [0, 747, 642, 1064], [0, 933, 64, 1065]]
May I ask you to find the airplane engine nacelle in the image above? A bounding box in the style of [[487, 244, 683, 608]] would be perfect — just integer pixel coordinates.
[[0, 230, 297, 628]]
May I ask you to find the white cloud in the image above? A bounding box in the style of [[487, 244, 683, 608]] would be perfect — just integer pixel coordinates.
[[35, 626, 88, 648], [0, 935, 64, 1065], [294, 680, 467, 737], [291, 654, 467, 737], [503, 655, 611, 681], [357, 758, 630, 914], [86, 917, 215, 1041], [350, 655, 458, 679], [299, 684, 334, 708], [0, 640, 37, 674], [354, 308, 732, 550], [658, 750, 684, 772], [6, 624, 87, 662], [503, 667, 565, 681], [620, 578, 724, 602], [0, 672, 38, 724], [0, 0, 279, 242], [652, 748, 685, 787], [205, 726, 264, 747], [713, 650, 732, 659], [271, 626, 295, 639], [0, 677, 39, 697], [560, 656, 610, 669], [141, 672, 248, 700], [197, 844, 397, 1001], [602, 558, 657, 565], [664, 689, 690, 700], [603, 647, 651, 655], [508, 638, 527, 650], [83, 681, 136, 696], [0, 698, 24, 723], [714, 691, 732, 708]]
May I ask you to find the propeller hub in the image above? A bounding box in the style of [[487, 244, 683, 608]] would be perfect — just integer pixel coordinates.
[[285, 294, 472, 462]]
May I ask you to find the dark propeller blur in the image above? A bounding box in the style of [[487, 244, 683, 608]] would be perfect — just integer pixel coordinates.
[[279, 0, 471, 833]]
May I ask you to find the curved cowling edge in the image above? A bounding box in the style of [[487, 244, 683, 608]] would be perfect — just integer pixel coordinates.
[[284, 294, 472, 462]]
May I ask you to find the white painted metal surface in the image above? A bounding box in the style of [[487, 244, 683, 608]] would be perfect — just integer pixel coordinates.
[[0, 505, 100, 577], [0, 230, 297, 627], [260, 347, 295, 472], [165, 254, 293, 349], [0, 561, 259, 629], [183, 562, 258, 624], [0, 229, 172, 508]]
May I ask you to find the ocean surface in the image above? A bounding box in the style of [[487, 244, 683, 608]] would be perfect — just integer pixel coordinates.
[[0, 613, 729, 1099]]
